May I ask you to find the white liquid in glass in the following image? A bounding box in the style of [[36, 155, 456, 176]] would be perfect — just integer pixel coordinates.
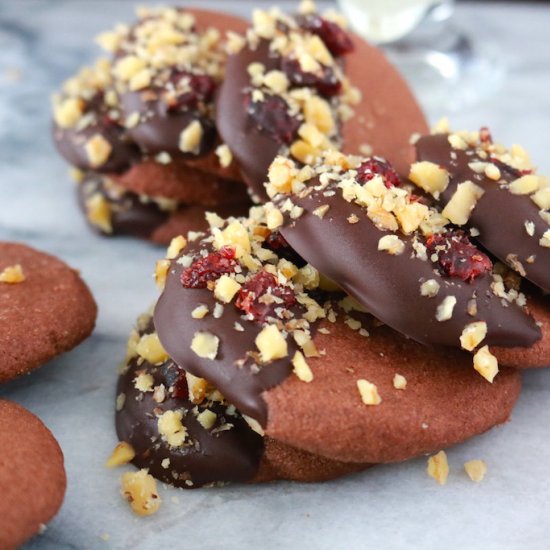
[[338, 0, 439, 44]]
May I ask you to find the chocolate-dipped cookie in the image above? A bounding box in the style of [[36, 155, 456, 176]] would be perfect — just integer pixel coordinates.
[[216, 1, 427, 200], [0, 242, 97, 383], [262, 152, 544, 369], [412, 127, 550, 293], [51, 8, 255, 242], [114, 313, 370, 487], [0, 400, 66, 550], [52, 8, 246, 179], [151, 212, 522, 467], [77, 171, 251, 244]]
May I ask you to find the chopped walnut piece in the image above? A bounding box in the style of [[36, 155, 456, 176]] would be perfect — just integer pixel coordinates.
[[179, 120, 203, 154], [473, 345, 499, 383], [166, 235, 187, 260], [106, 441, 135, 468], [186, 372, 213, 404], [243, 414, 265, 436], [393, 374, 407, 390], [378, 234, 405, 255], [312, 204, 330, 218], [196, 409, 217, 430], [263, 70, 289, 94], [215, 144, 233, 168], [0, 264, 25, 284], [442, 181, 484, 225], [191, 331, 219, 360], [292, 351, 313, 382], [484, 163, 501, 181], [213, 220, 251, 258], [214, 275, 241, 303], [85, 193, 113, 233], [121, 469, 161, 517], [409, 161, 449, 198], [508, 174, 541, 195], [53, 97, 83, 128], [84, 134, 112, 168], [255, 324, 288, 362], [459, 321, 487, 351], [464, 459, 487, 482], [155, 259, 171, 290], [136, 333, 168, 364], [114, 55, 146, 81], [420, 279, 440, 298], [191, 304, 209, 319], [540, 230, 550, 248], [427, 450, 449, 485], [531, 187, 550, 210], [157, 410, 187, 447], [134, 372, 154, 392], [266, 207, 284, 230], [435, 296, 457, 322], [357, 379, 382, 405]]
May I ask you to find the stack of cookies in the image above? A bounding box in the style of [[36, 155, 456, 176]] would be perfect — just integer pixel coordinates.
[[52, 8, 254, 244], [51, 3, 426, 244], [100, 2, 549, 515]]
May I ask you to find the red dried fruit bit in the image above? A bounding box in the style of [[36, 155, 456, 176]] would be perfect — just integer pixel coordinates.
[[357, 158, 401, 188], [245, 94, 301, 145], [181, 246, 237, 288], [163, 363, 188, 400], [479, 126, 492, 145], [235, 270, 297, 323], [281, 57, 342, 97], [426, 230, 492, 283], [297, 14, 354, 56], [265, 231, 306, 267], [166, 70, 217, 111]]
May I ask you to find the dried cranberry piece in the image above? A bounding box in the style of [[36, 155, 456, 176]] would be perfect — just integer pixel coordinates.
[[297, 14, 354, 56], [235, 271, 297, 323], [426, 230, 492, 283], [245, 94, 301, 145], [163, 362, 188, 400], [281, 58, 342, 97], [181, 246, 237, 289], [167, 70, 217, 111], [265, 231, 306, 267], [479, 126, 492, 145], [356, 158, 401, 189]]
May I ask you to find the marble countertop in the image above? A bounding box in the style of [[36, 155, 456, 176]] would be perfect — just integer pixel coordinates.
[[0, 1, 549, 549]]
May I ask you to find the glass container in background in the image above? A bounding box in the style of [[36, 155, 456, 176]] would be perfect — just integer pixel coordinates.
[[338, 0, 505, 113]]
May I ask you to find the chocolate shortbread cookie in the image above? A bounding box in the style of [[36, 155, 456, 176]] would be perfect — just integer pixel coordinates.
[[0, 242, 97, 382], [264, 153, 544, 361], [152, 212, 522, 468], [115, 314, 371, 487], [216, 1, 427, 199], [0, 400, 66, 550]]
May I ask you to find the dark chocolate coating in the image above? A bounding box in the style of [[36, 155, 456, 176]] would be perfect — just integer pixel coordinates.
[[53, 120, 139, 174], [120, 90, 217, 158], [278, 177, 541, 349], [216, 40, 282, 201], [116, 325, 263, 488], [77, 173, 169, 239], [416, 134, 550, 293], [154, 243, 305, 426]]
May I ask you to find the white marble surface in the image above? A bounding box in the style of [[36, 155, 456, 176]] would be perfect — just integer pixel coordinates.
[[0, 1, 549, 549]]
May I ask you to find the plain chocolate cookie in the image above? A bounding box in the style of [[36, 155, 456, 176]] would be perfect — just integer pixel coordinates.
[[0, 242, 97, 383], [0, 400, 66, 550]]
